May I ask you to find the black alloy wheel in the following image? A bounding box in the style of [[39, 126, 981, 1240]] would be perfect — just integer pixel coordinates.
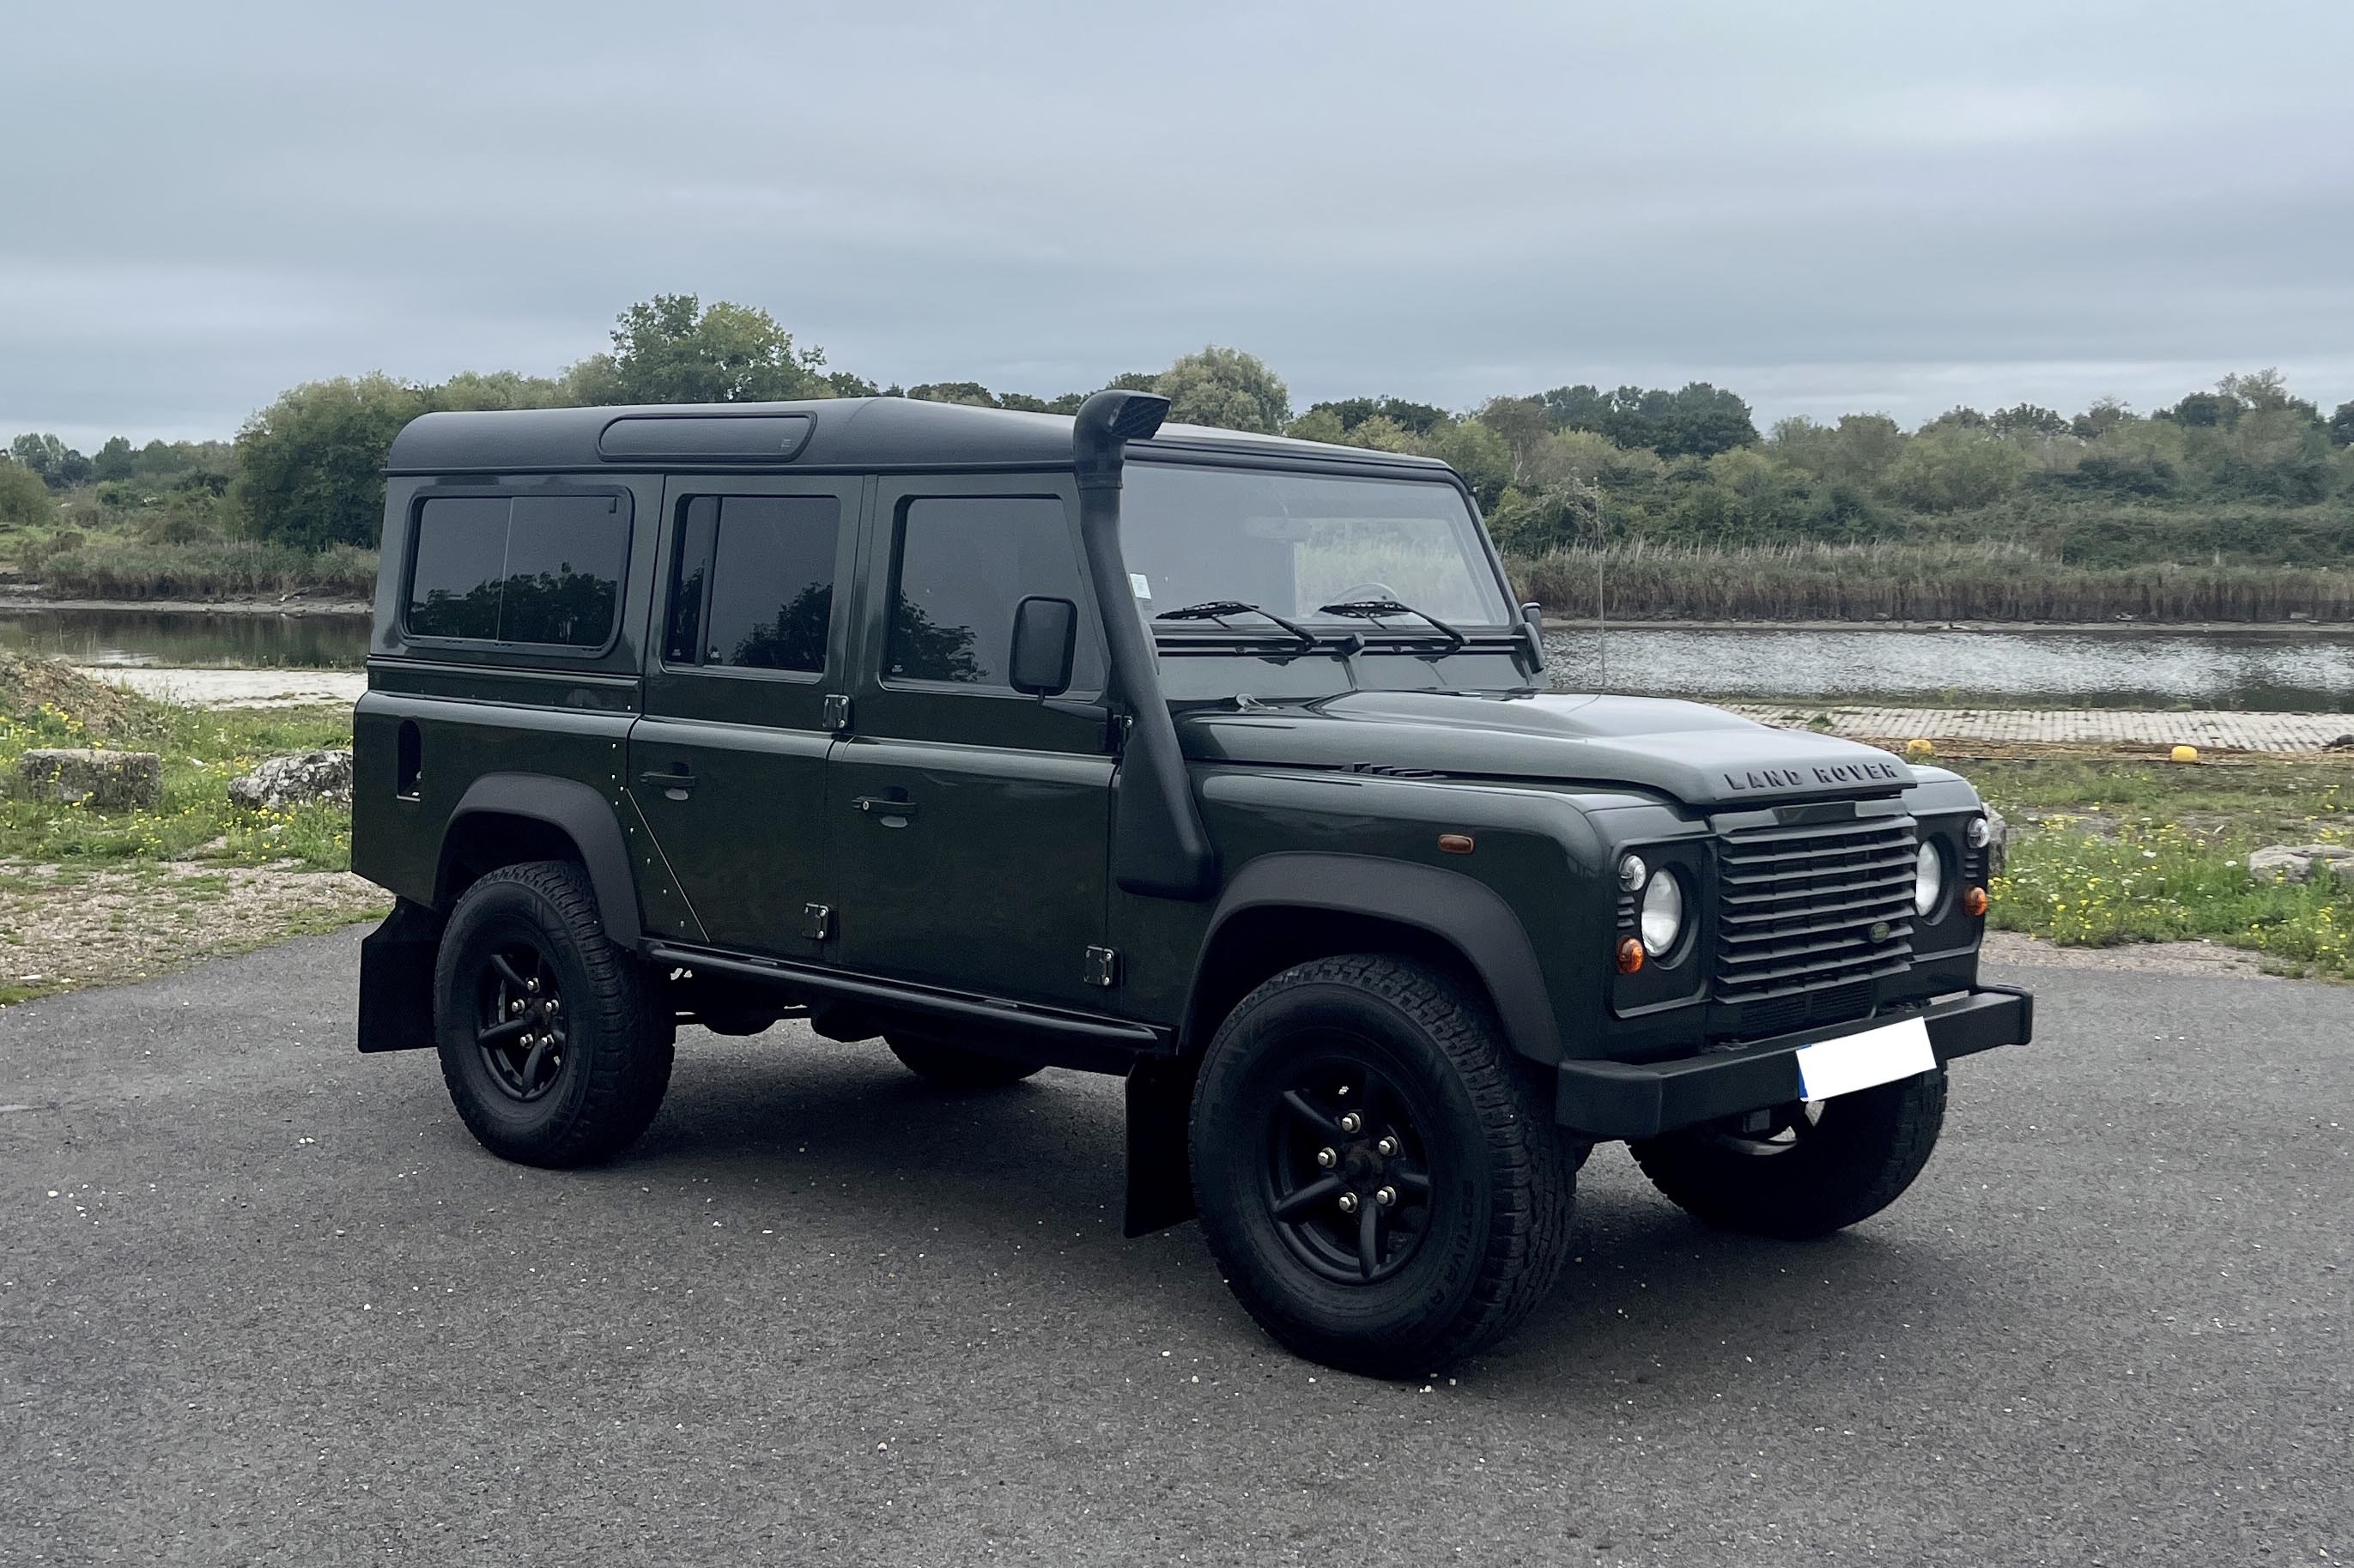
[[473, 941, 568, 1102], [1190, 954, 1576, 1377], [1263, 1050, 1435, 1284]]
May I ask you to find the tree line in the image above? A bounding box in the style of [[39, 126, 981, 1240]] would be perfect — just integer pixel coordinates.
[[7, 293, 2353, 573]]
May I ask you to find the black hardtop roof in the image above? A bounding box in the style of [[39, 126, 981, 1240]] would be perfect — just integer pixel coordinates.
[[385, 396, 1454, 478]]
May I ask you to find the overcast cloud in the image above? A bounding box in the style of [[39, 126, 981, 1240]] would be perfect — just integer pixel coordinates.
[[5, 0, 2351, 449]]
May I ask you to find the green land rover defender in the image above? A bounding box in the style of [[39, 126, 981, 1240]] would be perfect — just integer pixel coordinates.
[[351, 390, 2031, 1376]]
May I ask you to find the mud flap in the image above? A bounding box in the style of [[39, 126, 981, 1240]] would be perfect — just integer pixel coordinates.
[[357, 898, 443, 1053], [1124, 1054, 1200, 1237]]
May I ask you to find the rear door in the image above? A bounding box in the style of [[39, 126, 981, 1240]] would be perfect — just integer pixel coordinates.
[[628, 476, 862, 959], [825, 476, 1117, 1009]]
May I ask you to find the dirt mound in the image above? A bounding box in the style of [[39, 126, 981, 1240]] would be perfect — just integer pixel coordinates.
[[0, 649, 148, 737]]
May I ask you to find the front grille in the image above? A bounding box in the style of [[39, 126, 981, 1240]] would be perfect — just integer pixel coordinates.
[[1714, 817, 1917, 1006]]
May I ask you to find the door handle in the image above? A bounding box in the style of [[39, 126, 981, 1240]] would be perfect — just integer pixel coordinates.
[[851, 795, 917, 822], [638, 768, 698, 799]]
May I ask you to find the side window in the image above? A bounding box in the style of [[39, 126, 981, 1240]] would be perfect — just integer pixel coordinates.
[[664, 493, 840, 674], [887, 496, 1099, 690], [406, 492, 628, 648]]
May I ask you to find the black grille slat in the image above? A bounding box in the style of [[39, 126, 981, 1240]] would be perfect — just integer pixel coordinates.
[[1713, 816, 1917, 1008]]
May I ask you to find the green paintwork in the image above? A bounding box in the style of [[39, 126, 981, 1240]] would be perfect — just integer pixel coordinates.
[[353, 445, 1994, 1073]]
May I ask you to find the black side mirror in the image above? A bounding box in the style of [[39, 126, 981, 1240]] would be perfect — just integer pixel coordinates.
[[1008, 596, 1078, 696]]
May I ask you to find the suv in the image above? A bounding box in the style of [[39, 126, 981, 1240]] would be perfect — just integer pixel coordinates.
[[352, 390, 2031, 1376]]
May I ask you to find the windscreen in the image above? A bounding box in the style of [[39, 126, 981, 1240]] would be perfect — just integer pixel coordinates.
[[1119, 464, 1513, 630]]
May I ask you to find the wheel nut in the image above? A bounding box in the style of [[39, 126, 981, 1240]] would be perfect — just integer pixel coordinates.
[[1314, 1147, 1338, 1169], [1338, 1111, 1362, 1135], [526, 977, 541, 994], [1374, 1185, 1398, 1208], [510, 1000, 524, 1015], [1337, 1192, 1360, 1214], [1375, 1135, 1398, 1157]]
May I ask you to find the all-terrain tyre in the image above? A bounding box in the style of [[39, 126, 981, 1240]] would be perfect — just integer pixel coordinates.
[[885, 1034, 1044, 1090], [434, 860, 675, 1167], [1189, 954, 1574, 1378], [1629, 1069, 1947, 1239]]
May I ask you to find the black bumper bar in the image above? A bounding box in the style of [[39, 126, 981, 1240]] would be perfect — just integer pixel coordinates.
[[1555, 986, 2033, 1141]]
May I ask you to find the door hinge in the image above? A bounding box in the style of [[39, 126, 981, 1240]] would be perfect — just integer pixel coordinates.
[[802, 903, 834, 941], [1083, 946, 1122, 988], [822, 693, 852, 733]]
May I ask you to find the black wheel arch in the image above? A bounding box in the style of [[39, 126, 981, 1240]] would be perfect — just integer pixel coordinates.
[[1180, 852, 1562, 1067], [434, 774, 644, 950]]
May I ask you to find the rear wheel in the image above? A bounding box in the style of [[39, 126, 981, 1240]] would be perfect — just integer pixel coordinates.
[[434, 861, 674, 1167], [885, 1034, 1044, 1090], [1629, 1069, 1947, 1238], [1189, 954, 1573, 1377]]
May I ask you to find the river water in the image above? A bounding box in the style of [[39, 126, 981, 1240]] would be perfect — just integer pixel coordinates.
[[4, 606, 2352, 711]]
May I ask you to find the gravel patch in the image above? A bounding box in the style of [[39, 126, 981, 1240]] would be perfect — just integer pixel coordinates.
[[0, 862, 384, 1001], [1981, 929, 2277, 978]]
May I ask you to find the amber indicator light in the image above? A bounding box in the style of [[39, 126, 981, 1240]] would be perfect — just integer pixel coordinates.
[[1615, 936, 1646, 974], [1962, 886, 1990, 918], [1438, 833, 1475, 855]]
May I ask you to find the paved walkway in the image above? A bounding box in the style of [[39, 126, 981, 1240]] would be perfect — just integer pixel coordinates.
[[85, 669, 2354, 752], [1729, 703, 2354, 753]]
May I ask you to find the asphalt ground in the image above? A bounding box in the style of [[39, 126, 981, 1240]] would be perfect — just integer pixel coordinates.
[[3, 932, 2348, 1566]]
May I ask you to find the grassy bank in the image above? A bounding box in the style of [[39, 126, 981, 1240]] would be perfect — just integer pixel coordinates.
[[11, 537, 377, 600], [1959, 754, 2354, 978], [0, 651, 381, 1002], [1511, 541, 2354, 623]]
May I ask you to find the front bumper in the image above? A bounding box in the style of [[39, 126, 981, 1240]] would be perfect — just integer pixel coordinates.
[[1555, 985, 2032, 1140]]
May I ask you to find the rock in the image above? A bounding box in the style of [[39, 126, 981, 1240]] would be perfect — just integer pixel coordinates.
[[2246, 844, 2354, 886], [15, 748, 162, 810], [228, 749, 354, 811]]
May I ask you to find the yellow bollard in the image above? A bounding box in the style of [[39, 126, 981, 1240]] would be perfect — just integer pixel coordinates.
[[2170, 744, 2199, 763]]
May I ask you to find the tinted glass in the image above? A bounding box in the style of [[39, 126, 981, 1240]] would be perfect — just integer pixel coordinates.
[[889, 496, 1098, 689], [406, 493, 628, 647], [405, 497, 510, 640], [701, 495, 840, 672], [664, 496, 719, 663], [501, 493, 628, 646]]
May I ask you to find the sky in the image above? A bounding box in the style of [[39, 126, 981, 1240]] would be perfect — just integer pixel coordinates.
[[5, 0, 2351, 451]]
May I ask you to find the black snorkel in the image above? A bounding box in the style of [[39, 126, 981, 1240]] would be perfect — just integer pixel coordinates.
[[1072, 390, 1216, 900]]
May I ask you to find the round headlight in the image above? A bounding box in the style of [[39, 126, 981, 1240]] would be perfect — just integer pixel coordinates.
[[1639, 869, 1685, 958], [1913, 842, 1946, 917]]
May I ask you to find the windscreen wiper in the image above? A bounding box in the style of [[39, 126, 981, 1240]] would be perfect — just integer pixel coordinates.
[[1153, 600, 1319, 649], [1314, 598, 1468, 648]]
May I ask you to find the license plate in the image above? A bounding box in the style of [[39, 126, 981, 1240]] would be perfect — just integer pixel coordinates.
[[1794, 1016, 1936, 1101]]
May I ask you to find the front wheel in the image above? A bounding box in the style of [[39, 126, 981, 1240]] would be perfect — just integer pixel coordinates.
[[1629, 1069, 1947, 1239], [1189, 955, 1574, 1377]]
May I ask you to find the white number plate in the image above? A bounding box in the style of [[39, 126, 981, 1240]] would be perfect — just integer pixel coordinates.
[[1794, 1016, 1936, 1101]]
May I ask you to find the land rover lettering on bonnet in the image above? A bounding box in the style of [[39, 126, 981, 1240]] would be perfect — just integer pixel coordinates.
[[349, 392, 2032, 1377]]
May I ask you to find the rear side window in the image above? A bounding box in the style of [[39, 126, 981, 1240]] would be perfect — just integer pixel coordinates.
[[887, 496, 1100, 690], [406, 492, 629, 648], [664, 494, 841, 673]]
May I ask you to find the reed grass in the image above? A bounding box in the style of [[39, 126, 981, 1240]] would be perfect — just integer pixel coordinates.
[[1510, 541, 2354, 623], [29, 541, 379, 601]]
